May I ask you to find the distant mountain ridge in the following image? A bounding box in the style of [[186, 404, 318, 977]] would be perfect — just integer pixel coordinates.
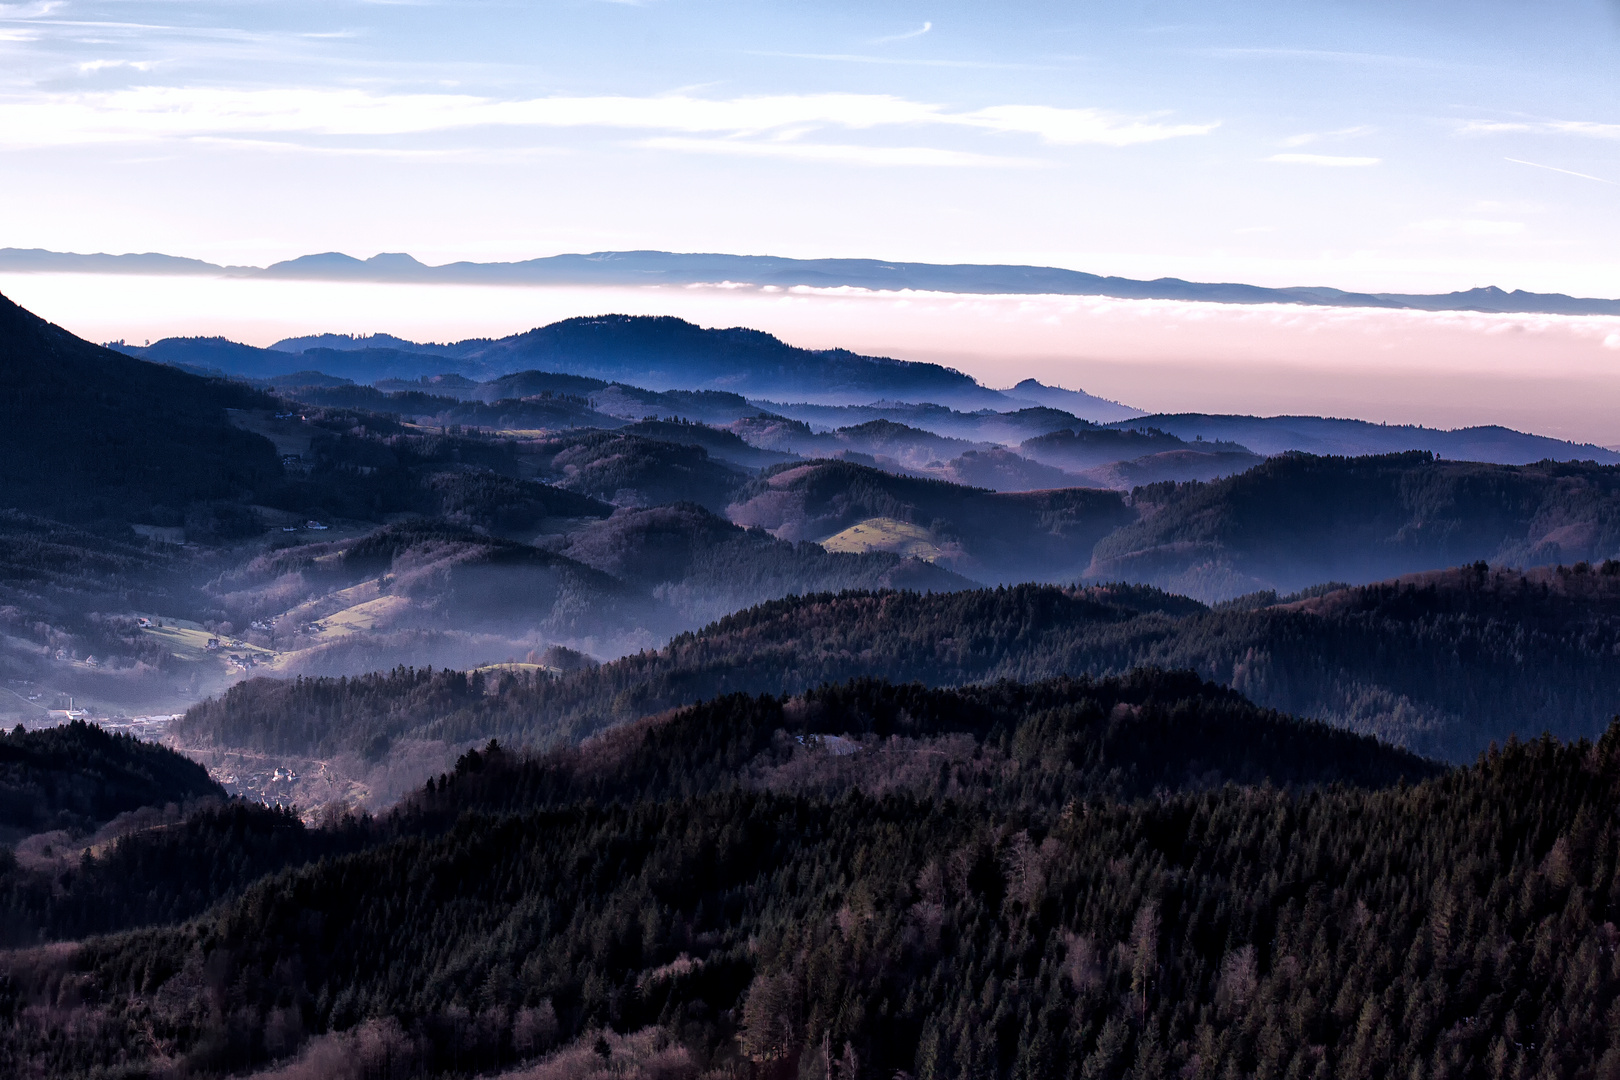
[[111, 315, 1075, 410], [7, 246, 1620, 315], [1108, 413, 1620, 466], [109, 318, 1620, 466]]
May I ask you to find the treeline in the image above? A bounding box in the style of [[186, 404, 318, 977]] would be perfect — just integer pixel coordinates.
[[1, 676, 1616, 1080], [177, 563, 1620, 762], [404, 672, 1436, 820]]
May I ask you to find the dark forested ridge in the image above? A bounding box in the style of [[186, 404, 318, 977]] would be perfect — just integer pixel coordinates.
[[176, 561, 1620, 763], [0, 720, 222, 838], [0, 801, 370, 947], [37, 671, 1410, 958], [2, 669, 1618, 1080], [0, 291, 281, 527]]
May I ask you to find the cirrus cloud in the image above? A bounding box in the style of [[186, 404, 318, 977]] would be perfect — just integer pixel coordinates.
[[636, 136, 1038, 168], [1267, 152, 1380, 167], [1461, 118, 1620, 139], [0, 86, 1217, 155], [962, 104, 1216, 146]]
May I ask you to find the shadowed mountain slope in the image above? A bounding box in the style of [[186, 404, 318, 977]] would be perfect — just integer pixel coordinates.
[[555, 502, 969, 624], [0, 293, 280, 526]]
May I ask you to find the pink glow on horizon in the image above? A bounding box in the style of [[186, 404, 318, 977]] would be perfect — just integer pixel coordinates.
[[4, 273, 1618, 448]]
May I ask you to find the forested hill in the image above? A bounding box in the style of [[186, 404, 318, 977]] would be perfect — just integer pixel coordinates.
[[1091, 451, 1620, 598], [0, 672, 1425, 952], [0, 290, 280, 526], [0, 721, 222, 838], [175, 561, 1620, 763], [3, 676, 1617, 1080], [404, 673, 1438, 819]]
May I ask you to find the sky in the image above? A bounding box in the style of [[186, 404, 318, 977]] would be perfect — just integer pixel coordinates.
[[1, 0, 1619, 295]]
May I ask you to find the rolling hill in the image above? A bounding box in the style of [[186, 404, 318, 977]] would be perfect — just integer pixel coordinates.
[[173, 561, 1620, 766], [1091, 451, 1620, 598], [0, 720, 222, 840], [726, 460, 1135, 582], [555, 502, 967, 625]]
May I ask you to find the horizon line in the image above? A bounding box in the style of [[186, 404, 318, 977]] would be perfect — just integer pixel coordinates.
[[2, 246, 1618, 318]]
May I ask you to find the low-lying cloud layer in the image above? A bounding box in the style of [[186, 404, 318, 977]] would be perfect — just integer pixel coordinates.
[[4, 272, 1617, 447]]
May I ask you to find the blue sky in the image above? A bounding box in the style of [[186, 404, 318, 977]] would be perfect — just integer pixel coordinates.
[[2, 0, 1619, 293]]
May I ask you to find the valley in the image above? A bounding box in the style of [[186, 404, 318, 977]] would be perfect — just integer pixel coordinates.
[[3, 293, 1619, 782]]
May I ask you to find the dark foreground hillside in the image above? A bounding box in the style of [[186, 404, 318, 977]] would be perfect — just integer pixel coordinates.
[[0, 673, 1614, 1080], [0, 673, 1423, 958], [175, 562, 1620, 763], [0, 290, 280, 527], [0, 720, 222, 839]]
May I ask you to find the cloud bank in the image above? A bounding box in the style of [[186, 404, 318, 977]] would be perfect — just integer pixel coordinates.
[[5, 272, 1617, 445]]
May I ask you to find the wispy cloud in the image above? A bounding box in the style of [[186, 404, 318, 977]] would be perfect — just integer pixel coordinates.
[[967, 104, 1216, 146], [0, 87, 1217, 151], [1505, 157, 1619, 186], [77, 59, 157, 74], [637, 137, 1036, 168], [1279, 125, 1374, 148], [871, 22, 932, 44], [747, 50, 1036, 70], [0, 2, 62, 18], [1409, 218, 1525, 237], [1267, 153, 1379, 167], [1462, 118, 1620, 139], [1193, 46, 1440, 68], [190, 135, 567, 162]]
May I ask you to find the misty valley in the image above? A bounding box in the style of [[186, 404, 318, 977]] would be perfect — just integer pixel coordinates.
[[1, 290, 1619, 1080]]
